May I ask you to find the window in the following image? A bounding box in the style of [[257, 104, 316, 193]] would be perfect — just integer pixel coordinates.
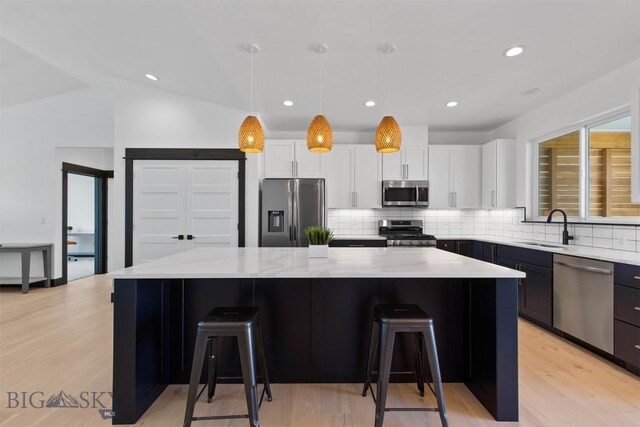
[[538, 131, 580, 217], [588, 117, 638, 217], [537, 115, 638, 219]]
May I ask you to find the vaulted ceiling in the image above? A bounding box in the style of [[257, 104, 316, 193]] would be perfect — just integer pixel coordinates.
[[1, 1, 639, 131]]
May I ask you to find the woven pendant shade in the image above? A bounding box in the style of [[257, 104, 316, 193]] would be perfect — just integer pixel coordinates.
[[307, 115, 333, 153], [375, 116, 402, 153], [238, 115, 265, 153]]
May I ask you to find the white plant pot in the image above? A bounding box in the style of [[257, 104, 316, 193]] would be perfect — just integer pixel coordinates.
[[308, 244, 329, 258]]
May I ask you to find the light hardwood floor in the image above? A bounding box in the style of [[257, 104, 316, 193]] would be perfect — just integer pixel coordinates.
[[0, 275, 638, 427]]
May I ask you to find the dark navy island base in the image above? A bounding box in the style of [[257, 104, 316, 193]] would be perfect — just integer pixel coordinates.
[[112, 276, 519, 424]]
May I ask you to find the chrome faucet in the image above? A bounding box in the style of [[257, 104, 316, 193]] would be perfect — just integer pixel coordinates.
[[546, 208, 574, 245]]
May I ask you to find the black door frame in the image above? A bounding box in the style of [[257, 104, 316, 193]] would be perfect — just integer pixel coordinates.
[[62, 162, 114, 284], [124, 148, 246, 267]]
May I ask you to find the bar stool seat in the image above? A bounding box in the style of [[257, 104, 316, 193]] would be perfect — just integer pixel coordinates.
[[183, 306, 272, 427], [362, 304, 448, 427]]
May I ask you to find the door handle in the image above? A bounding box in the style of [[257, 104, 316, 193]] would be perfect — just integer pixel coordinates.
[[454, 192, 457, 207], [172, 235, 184, 240], [554, 261, 612, 275], [405, 164, 409, 179], [295, 161, 299, 177], [348, 244, 365, 247], [355, 192, 358, 207], [186, 235, 195, 240], [491, 190, 496, 207], [292, 161, 295, 177]]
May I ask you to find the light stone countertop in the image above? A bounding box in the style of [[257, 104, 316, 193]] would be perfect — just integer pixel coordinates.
[[437, 235, 640, 267], [108, 247, 524, 280]]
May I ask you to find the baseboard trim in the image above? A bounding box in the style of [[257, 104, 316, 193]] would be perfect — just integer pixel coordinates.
[[0, 277, 66, 288]]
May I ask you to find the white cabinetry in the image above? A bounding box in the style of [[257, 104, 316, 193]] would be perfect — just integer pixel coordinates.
[[263, 140, 324, 178], [428, 145, 480, 208], [382, 146, 429, 180], [325, 145, 381, 208], [481, 139, 517, 208]]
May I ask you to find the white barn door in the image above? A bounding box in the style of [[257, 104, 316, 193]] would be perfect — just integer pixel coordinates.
[[133, 160, 239, 265]]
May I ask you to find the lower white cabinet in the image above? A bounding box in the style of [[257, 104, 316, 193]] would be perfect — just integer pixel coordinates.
[[325, 145, 381, 208], [428, 145, 481, 208]]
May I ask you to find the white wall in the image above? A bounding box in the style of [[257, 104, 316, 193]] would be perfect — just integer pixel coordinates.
[[111, 81, 257, 270], [0, 88, 114, 279], [428, 131, 492, 145], [269, 125, 428, 146], [490, 59, 640, 215]]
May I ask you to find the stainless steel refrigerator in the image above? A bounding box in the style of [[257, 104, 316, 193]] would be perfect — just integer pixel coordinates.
[[260, 178, 326, 247]]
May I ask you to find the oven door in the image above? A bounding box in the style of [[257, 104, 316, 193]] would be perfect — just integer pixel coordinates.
[[382, 181, 429, 206]]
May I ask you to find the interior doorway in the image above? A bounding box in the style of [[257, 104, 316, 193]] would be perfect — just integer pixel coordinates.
[[62, 162, 113, 283]]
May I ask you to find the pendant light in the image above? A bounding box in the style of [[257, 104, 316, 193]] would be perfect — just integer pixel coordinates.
[[307, 43, 333, 153], [375, 43, 402, 153], [238, 44, 265, 153]]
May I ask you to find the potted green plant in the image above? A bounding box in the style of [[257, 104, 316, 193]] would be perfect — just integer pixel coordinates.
[[305, 226, 334, 258]]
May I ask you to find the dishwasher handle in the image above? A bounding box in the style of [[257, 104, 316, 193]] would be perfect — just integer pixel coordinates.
[[554, 261, 612, 275]]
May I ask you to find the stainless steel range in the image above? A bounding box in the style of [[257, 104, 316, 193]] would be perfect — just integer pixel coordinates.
[[378, 220, 436, 247]]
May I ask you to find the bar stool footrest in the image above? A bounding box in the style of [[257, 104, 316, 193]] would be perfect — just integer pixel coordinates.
[[385, 407, 439, 412]]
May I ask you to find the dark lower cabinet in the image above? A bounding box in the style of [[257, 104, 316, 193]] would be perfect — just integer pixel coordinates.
[[614, 320, 640, 371], [437, 240, 455, 252], [437, 240, 472, 257], [483, 243, 497, 263], [497, 256, 553, 327], [472, 241, 484, 260]]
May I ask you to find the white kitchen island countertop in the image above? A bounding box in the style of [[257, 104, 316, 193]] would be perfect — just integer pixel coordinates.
[[108, 247, 524, 280]]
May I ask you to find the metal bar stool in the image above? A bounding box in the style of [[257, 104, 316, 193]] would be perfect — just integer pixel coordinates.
[[362, 304, 448, 427], [183, 306, 272, 427]]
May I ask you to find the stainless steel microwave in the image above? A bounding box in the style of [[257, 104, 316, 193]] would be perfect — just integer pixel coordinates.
[[382, 180, 429, 207]]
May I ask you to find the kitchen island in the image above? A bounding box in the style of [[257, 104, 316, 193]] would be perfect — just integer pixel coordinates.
[[109, 247, 524, 425]]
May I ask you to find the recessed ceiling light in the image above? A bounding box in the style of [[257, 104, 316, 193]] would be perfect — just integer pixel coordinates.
[[145, 73, 159, 81], [446, 101, 458, 107], [504, 46, 525, 57], [521, 87, 540, 96], [283, 100, 294, 107], [364, 100, 376, 107]]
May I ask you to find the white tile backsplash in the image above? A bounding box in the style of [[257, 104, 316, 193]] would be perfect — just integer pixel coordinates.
[[328, 207, 640, 254]]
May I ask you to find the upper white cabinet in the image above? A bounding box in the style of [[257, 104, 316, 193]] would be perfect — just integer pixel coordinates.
[[325, 144, 381, 208], [428, 146, 452, 208], [293, 141, 324, 178], [324, 145, 353, 209], [263, 140, 324, 178], [481, 139, 517, 208], [382, 146, 429, 180], [263, 140, 295, 178], [451, 146, 481, 208], [428, 145, 481, 208]]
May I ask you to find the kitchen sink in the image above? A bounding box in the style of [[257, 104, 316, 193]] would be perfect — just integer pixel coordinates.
[[515, 241, 567, 250]]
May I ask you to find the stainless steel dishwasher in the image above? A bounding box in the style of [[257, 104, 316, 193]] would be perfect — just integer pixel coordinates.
[[553, 254, 614, 353]]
